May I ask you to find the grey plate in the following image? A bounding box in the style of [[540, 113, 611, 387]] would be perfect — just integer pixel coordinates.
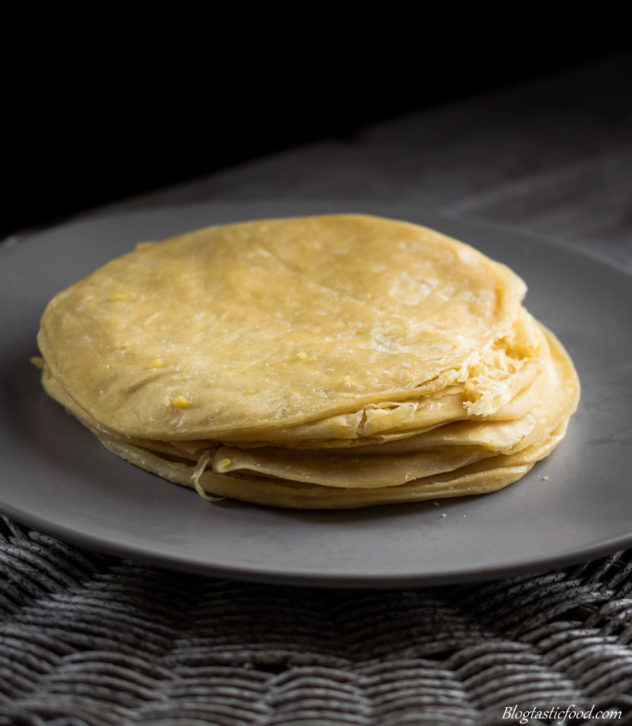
[[1, 201, 631, 587]]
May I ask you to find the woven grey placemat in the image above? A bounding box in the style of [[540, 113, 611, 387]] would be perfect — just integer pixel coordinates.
[[1, 516, 631, 726]]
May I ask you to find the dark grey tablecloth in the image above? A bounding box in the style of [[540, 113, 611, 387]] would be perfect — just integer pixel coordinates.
[[2, 54, 631, 725]]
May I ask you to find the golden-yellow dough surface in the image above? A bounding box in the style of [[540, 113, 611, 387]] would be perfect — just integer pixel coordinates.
[[38, 215, 527, 441]]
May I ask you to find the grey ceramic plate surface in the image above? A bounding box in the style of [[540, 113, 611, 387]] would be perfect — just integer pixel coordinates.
[[1, 201, 631, 587]]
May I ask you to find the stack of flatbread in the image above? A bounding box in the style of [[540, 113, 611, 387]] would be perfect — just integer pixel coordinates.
[[37, 215, 579, 508]]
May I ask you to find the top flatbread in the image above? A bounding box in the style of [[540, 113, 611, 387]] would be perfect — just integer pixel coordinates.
[[38, 214, 527, 440]]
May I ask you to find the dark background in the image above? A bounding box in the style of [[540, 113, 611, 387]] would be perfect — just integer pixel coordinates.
[[5, 34, 631, 240]]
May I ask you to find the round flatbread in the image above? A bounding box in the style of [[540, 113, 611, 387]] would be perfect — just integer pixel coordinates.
[[38, 214, 527, 440], [37, 214, 579, 509]]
